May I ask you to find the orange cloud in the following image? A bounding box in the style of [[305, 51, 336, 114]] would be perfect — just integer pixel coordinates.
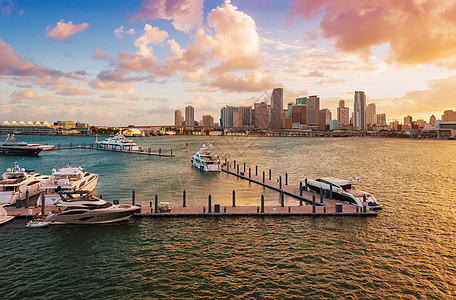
[[210, 71, 277, 93], [129, 0, 203, 32], [10, 89, 52, 101], [46, 19, 89, 41], [289, 0, 456, 67]]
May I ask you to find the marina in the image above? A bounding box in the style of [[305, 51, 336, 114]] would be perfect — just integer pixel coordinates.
[[52, 143, 175, 157]]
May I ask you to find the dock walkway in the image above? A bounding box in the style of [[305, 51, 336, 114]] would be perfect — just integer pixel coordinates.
[[52, 143, 174, 157]]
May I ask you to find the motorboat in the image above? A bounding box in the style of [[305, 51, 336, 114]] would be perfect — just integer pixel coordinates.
[[0, 134, 43, 156], [38, 166, 98, 206], [0, 205, 14, 225], [306, 177, 382, 209], [26, 214, 49, 228], [27, 143, 54, 151], [191, 144, 221, 172], [0, 162, 51, 205], [43, 191, 141, 224], [95, 133, 139, 151]]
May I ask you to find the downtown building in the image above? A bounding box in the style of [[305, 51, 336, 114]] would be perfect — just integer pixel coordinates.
[[174, 109, 183, 126], [296, 95, 320, 129], [270, 88, 283, 129], [254, 102, 268, 129], [185, 105, 194, 128], [337, 100, 350, 126], [353, 91, 367, 131]]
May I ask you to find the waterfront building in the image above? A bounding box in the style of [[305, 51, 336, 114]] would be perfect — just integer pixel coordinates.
[[319, 109, 331, 130], [202, 115, 214, 127], [55, 121, 75, 127], [330, 120, 339, 130], [232, 110, 243, 128], [239, 106, 252, 126], [337, 100, 350, 126], [270, 88, 283, 129], [282, 117, 292, 129], [306, 95, 320, 129], [367, 103, 376, 125], [220, 107, 227, 127], [376, 113, 387, 126], [404, 115, 413, 126], [254, 102, 268, 129], [416, 119, 426, 129], [353, 91, 367, 131], [174, 109, 183, 127], [251, 108, 255, 126], [296, 97, 307, 105], [429, 115, 436, 125], [292, 105, 307, 129], [442, 110, 456, 122], [185, 106, 194, 128], [287, 102, 293, 118]]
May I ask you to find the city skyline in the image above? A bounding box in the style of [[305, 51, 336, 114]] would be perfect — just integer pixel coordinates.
[[1, 0, 456, 126]]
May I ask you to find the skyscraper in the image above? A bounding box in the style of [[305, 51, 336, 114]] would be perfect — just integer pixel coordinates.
[[232, 110, 243, 127], [220, 107, 227, 127], [306, 95, 320, 128], [337, 100, 349, 126], [185, 105, 194, 128], [404, 115, 412, 125], [174, 109, 182, 127], [254, 102, 268, 129], [377, 113, 387, 126], [429, 115, 436, 125], [270, 88, 283, 129], [366, 103, 376, 125], [292, 105, 307, 129], [319, 109, 331, 130], [353, 91, 367, 131]]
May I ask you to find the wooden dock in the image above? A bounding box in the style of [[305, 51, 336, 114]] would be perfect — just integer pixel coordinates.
[[52, 144, 174, 157]]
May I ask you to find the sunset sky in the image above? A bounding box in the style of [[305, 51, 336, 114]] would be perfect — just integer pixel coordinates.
[[1, 0, 455, 126]]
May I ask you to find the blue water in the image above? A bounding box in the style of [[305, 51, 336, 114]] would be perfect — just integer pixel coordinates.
[[0, 135, 455, 299]]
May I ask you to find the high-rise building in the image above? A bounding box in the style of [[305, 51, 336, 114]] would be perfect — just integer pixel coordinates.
[[202, 115, 214, 127], [239, 106, 252, 126], [319, 109, 331, 130], [292, 105, 307, 129], [185, 106, 194, 128], [337, 100, 349, 126], [287, 102, 293, 118], [254, 102, 268, 129], [353, 91, 367, 131], [270, 88, 283, 129], [306, 95, 320, 128], [442, 110, 456, 122], [174, 109, 183, 127], [296, 97, 307, 105], [404, 115, 412, 125], [366, 103, 376, 125], [429, 115, 436, 125], [220, 107, 227, 127], [376, 113, 387, 126], [233, 110, 243, 128]]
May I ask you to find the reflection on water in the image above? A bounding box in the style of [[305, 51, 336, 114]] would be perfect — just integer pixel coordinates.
[[0, 135, 455, 298]]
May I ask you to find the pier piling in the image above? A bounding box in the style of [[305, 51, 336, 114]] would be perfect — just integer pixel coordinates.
[[312, 195, 316, 213], [269, 169, 271, 180], [25, 190, 29, 208], [299, 182, 303, 196], [154, 194, 158, 213], [329, 184, 333, 199], [263, 171, 265, 183], [183, 190, 186, 207], [305, 178, 308, 191], [255, 166, 258, 176], [237, 165, 239, 174], [208, 195, 212, 213], [281, 190, 284, 207], [132, 190, 135, 206], [232, 190, 236, 207], [320, 187, 323, 203], [41, 193, 45, 215], [279, 176, 282, 189], [244, 162, 246, 172], [249, 167, 251, 179], [285, 173, 288, 185], [261, 194, 264, 213]]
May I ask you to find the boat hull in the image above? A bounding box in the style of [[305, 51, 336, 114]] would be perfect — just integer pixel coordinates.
[[47, 206, 140, 224], [0, 146, 42, 156]]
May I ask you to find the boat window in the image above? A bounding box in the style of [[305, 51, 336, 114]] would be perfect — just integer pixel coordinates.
[[79, 181, 86, 189], [84, 173, 90, 177], [59, 210, 86, 215], [27, 181, 40, 186]]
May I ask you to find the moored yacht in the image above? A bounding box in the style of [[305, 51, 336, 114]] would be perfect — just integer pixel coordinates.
[[95, 133, 139, 151], [38, 166, 98, 206], [0, 134, 43, 156], [191, 144, 221, 172], [0, 162, 51, 205], [43, 191, 140, 224], [306, 177, 382, 209]]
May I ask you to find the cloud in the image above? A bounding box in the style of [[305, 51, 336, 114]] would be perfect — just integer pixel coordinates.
[[10, 89, 52, 101], [134, 24, 168, 57], [114, 26, 135, 38], [93, 48, 112, 60], [129, 0, 203, 32], [288, 0, 456, 68], [1, 0, 23, 16], [210, 70, 278, 93], [45, 19, 89, 41]]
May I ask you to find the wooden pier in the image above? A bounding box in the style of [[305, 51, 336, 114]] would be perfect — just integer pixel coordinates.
[[52, 143, 174, 157]]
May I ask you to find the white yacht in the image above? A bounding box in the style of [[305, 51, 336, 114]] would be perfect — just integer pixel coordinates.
[[306, 177, 382, 209], [0, 134, 43, 156], [0, 162, 51, 205], [0, 205, 14, 225], [95, 133, 139, 151], [38, 166, 98, 206], [191, 144, 221, 172], [43, 191, 140, 224]]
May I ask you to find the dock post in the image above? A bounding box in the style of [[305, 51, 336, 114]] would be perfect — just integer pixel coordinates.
[[269, 169, 271, 180], [320, 187, 323, 203], [304, 178, 308, 191], [261, 194, 264, 213], [324, 206, 326, 213], [25, 190, 29, 208], [159, 148, 162, 155], [299, 182, 303, 196], [363, 194, 367, 204], [208, 194, 212, 213], [234, 160, 236, 168], [132, 190, 135, 206], [249, 167, 251, 179], [285, 173, 288, 185], [225, 158, 227, 165], [312, 195, 316, 213], [281, 190, 284, 207], [263, 171, 265, 183], [154, 194, 158, 213], [329, 184, 333, 199], [183, 190, 186, 207], [41, 193, 45, 215], [232, 190, 236, 207], [243, 162, 245, 172], [170, 149, 173, 156], [237, 164, 239, 174], [279, 176, 282, 189], [288, 206, 291, 213], [255, 165, 258, 176], [227, 162, 229, 171]]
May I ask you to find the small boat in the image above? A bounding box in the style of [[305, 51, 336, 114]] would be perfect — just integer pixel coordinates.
[[306, 177, 382, 209], [43, 191, 141, 224], [95, 133, 139, 151], [26, 217, 49, 228], [0, 205, 14, 225], [191, 144, 221, 172], [0, 134, 43, 156], [0, 162, 51, 205], [28, 144, 55, 151], [38, 166, 98, 206]]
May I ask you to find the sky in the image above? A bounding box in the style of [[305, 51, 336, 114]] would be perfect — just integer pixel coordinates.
[[1, 0, 455, 126]]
